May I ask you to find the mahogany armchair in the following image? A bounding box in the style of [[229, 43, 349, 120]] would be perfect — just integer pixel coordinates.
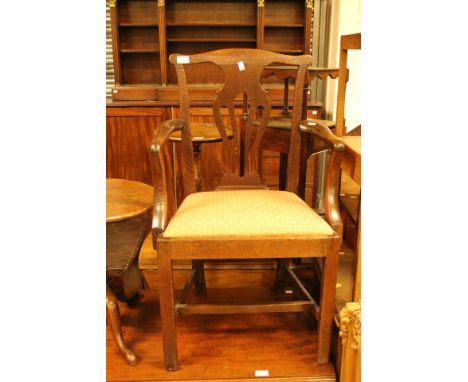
[[149, 48, 344, 371]]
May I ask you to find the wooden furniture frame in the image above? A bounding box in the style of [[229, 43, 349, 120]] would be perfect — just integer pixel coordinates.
[[339, 135, 360, 302], [334, 33, 361, 302], [258, 66, 339, 198], [333, 33, 361, 382], [107, 1, 326, 208], [109, 0, 314, 101], [335, 33, 361, 138], [299, 32, 360, 217], [106, 178, 154, 365], [149, 48, 344, 370], [107, 215, 148, 366], [106, 285, 138, 365]]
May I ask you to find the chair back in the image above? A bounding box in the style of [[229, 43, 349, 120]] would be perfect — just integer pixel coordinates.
[[169, 48, 313, 196]]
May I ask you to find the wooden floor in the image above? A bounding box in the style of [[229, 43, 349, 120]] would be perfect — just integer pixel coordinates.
[[106, 263, 353, 382]]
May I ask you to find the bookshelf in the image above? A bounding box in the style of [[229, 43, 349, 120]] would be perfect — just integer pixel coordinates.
[[109, 0, 313, 100]]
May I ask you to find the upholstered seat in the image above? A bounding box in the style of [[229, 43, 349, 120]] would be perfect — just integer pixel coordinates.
[[163, 190, 334, 238]]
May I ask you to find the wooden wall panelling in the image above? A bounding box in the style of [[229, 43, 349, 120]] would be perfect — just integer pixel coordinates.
[[106, 107, 167, 185], [106, 98, 322, 207]]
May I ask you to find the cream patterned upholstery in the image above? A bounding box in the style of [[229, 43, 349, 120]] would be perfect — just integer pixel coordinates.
[[163, 190, 334, 238]]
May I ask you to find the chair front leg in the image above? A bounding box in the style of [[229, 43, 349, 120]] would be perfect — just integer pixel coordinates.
[[106, 285, 137, 366], [317, 246, 340, 364], [158, 246, 180, 371]]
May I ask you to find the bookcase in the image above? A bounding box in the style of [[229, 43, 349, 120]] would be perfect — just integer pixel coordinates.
[[107, 0, 322, 206], [109, 0, 313, 100]]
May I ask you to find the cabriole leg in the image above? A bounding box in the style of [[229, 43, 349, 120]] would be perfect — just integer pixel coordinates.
[[106, 285, 137, 366]]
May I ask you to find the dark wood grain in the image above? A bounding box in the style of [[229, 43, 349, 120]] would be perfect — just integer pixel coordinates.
[[109, 0, 121, 85], [109, 0, 313, 99], [106, 202, 150, 365], [106, 178, 153, 223], [120, 52, 161, 84], [304, 3, 312, 53], [158, 1, 167, 85], [150, 49, 343, 371], [106, 215, 148, 278], [117, 1, 158, 25], [106, 108, 164, 185], [169, 49, 312, 193], [264, 0, 304, 26], [256, 0, 264, 48], [106, 270, 337, 381], [106, 285, 137, 366]]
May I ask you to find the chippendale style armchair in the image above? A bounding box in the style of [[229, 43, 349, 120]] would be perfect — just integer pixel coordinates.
[[149, 49, 344, 371]]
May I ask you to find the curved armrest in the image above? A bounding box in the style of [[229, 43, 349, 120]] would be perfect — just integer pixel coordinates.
[[150, 119, 185, 154], [300, 120, 344, 242], [300, 119, 344, 154], [149, 119, 185, 245]]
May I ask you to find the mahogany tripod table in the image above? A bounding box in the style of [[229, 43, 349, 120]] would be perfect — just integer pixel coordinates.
[[106, 178, 153, 365]]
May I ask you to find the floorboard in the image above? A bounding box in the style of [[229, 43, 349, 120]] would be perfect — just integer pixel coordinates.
[[107, 269, 337, 382]]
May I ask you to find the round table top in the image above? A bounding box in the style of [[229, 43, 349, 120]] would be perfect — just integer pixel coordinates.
[[257, 116, 337, 132], [106, 178, 153, 223], [169, 122, 233, 143]]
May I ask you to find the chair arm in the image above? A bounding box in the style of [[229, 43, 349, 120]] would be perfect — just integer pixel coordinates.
[[300, 120, 344, 242], [149, 119, 185, 244], [300, 119, 344, 155], [150, 119, 185, 154]]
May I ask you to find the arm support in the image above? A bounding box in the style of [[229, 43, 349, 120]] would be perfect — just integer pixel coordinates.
[[300, 120, 344, 242], [149, 119, 185, 246]]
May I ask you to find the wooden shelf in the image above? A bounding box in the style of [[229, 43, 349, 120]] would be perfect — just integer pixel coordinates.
[[165, 0, 257, 27], [119, 23, 158, 27], [167, 38, 256, 43], [110, 0, 312, 97], [268, 49, 304, 54], [265, 24, 304, 28], [166, 22, 256, 27], [121, 49, 160, 53]]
